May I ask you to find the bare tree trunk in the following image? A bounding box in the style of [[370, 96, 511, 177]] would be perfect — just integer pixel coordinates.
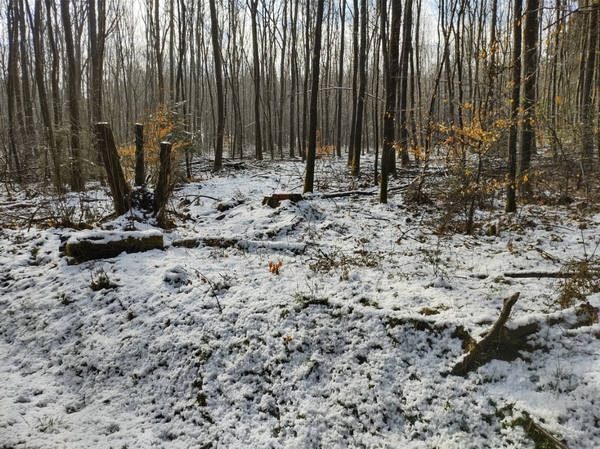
[[398, 0, 414, 167], [289, 0, 299, 158], [380, 0, 401, 203], [335, 0, 346, 158], [506, 0, 522, 213], [209, 0, 225, 170], [6, 0, 23, 183], [348, 0, 359, 165], [519, 0, 539, 191], [60, 0, 85, 191], [303, 0, 325, 193], [351, 0, 367, 176], [581, 3, 598, 165], [27, 0, 63, 192], [95, 123, 131, 216], [250, 0, 263, 160]]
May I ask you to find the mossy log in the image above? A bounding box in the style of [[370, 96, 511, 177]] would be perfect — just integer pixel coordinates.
[[65, 230, 164, 263]]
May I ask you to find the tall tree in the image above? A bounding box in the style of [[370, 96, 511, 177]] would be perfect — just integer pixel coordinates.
[[506, 0, 522, 213], [61, 0, 85, 191], [351, 0, 367, 175], [519, 0, 540, 192], [380, 0, 402, 203], [209, 0, 225, 170], [303, 0, 325, 193], [27, 0, 63, 191], [398, 0, 414, 167], [88, 0, 106, 125], [250, 0, 263, 160], [581, 0, 599, 165], [5, 0, 23, 182], [335, 0, 346, 158]]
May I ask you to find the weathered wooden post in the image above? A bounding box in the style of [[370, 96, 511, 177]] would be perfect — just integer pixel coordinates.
[[154, 141, 172, 226], [95, 123, 131, 216]]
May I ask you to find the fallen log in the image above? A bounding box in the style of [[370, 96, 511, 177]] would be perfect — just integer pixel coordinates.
[[65, 230, 164, 263], [504, 272, 575, 279], [450, 292, 523, 376], [172, 237, 306, 254]]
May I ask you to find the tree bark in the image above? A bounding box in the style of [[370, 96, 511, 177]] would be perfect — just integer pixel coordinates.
[[134, 124, 145, 186], [155, 142, 173, 226], [380, 0, 402, 203], [60, 0, 85, 191], [95, 123, 131, 216], [351, 0, 367, 176], [250, 0, 263, 160], [303, 0, 325, 193], [209, 0, 225, 170], [27, 0, 63, 192], [506, 0, 522, 213], [519, 0, 540, 192]]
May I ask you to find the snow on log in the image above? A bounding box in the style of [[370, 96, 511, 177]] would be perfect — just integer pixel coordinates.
[[65, 230, 164, 263]]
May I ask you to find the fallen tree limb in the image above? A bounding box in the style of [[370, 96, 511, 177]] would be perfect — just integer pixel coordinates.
[[172, 237, 306, 254], [450, 292, 521, 376], [517, 411, 571, 449], [262, 183, 414, 207], [504, 272, 575, 279]]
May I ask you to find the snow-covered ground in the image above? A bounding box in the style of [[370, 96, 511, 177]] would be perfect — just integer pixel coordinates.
[[1, 158, 599, 448]]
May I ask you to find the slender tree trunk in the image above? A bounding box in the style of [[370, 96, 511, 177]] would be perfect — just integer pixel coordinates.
[[209, 0, 225, 170], [506, 0, 522, 213], [6, 0, 23, 182], [351, 0, 367, 175], [582, 3, 599, 165], [398, 0, 414, 167], [380, 0, 401, 203], [28, 0, 63, 191], [348, 0, 359, 165], [250, 0, 263, 160], [335, 0, 346, 158], [303, 0, 325, 193], [61, 0, 85, 191], [519, 0, 539, 190], [289, 0, 299, 158]]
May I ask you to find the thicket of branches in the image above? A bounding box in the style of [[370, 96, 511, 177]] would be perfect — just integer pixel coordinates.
[[0, 0, 598, 212]]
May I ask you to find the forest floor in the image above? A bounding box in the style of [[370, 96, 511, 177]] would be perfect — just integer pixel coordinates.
[[1, 156, 599, 448]]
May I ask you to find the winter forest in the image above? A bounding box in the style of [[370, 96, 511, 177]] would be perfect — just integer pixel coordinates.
[[1, 0, 600, 448]]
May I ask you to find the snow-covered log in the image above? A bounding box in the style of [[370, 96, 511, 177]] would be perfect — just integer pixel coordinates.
[[65, 230, 164, 263]]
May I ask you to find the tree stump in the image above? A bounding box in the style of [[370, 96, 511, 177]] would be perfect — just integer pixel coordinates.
[[154, 142, 173, 226]]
